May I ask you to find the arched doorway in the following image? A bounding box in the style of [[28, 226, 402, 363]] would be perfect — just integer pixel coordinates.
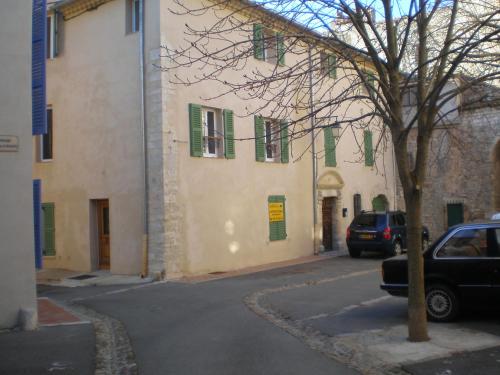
[[372, 194, 389, 212], [494, 141, 500, 211], [317, 171, 344, 251]]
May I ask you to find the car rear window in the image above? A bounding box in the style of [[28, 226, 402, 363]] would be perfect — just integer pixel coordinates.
[[353, 214, 383, 227]]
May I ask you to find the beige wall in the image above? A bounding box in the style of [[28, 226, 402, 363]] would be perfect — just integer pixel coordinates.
[[34, 0, 144, 274], [160, 0, 397, 276], [0, 1, 37, 328]]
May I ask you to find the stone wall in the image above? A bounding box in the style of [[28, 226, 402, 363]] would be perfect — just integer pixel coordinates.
[[397, 105, 500, 240]]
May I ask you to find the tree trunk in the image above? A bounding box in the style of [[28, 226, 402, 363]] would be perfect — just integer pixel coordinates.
[[404, 190, 430, 342]]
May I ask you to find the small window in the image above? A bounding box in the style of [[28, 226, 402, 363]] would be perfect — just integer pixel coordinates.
[[436, 228, 488, 258], [202, 107, 223, 158], [126, 0, 140, 34], [320, 52, 337, 79], [40, 108, 53, 161], [402, 89, 417, 107], [264, 119, 281, 162], [253, 24, 285, 65], [353, 194, 362, 217], [189, 104, 234, 159], [46, 14, 58, 59]]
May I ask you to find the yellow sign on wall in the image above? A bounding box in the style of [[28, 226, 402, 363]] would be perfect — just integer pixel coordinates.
[[269, 202, 284, 222]]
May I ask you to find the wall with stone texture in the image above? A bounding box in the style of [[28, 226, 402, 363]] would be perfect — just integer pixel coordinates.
[[397, 105, 500, 240]]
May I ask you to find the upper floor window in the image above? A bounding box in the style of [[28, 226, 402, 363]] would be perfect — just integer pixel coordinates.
[[40, 107, 53, 161], [46, 13, 60, 59], [253, 24, 285, 65], [320, 52, 337, 79], [254, 116, 289, 163], [202, 107, 223, 157], [264, 119, 281, 162], [189, 104, 235, 159], [126, 0, 140, 34]]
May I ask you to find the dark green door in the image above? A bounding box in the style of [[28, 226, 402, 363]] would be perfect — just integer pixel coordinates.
[[447, 203, 464, 227]]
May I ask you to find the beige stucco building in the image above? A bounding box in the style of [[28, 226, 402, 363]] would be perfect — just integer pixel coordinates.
[[0, 1, 38, 329], [36, 0, 397, 279]]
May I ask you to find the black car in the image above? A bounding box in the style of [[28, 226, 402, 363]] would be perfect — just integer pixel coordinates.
[[346, 211, 429, 258], [381, 222, 500, 322]]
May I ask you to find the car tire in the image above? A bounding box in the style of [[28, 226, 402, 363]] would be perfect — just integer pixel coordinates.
[[387, 240, 402, 257], [425, 284, 459, 322], [422, 237, 429, 251], [348, 247, 361, 258]]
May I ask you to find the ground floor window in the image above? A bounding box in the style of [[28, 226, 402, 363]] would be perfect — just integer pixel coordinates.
[[268, 195, 286, 241]]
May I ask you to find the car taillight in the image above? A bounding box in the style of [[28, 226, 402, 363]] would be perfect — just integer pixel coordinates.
[[383, 227, 391, 240], [346, 227, 351, 240]]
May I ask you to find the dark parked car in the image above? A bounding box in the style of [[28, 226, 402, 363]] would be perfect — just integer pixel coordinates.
[[381, 222, 500, 322], [346, 211, 429, 258]]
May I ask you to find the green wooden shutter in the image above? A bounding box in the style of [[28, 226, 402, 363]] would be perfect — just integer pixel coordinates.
[[328, 54, 337, 79], [254, 116, 265, 162], [276, 33, 285, 66], [42, 202, 55, 256], [268, 195, 286, 241], [364, 130, 374, 166], [253, 24, 264, 60], [280, 120, 289, 163], [189, 103, 202, 157], [324, 127, 337, 167], [367, 72, 375, 94], [223, 109, 235, 159]]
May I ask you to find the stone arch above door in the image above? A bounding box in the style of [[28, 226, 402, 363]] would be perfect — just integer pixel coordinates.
[[317, 170, 345, 190]]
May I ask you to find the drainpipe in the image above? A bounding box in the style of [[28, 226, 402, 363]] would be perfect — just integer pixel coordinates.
[[139, 0, 149, 278], [308, 48, 319, 255]]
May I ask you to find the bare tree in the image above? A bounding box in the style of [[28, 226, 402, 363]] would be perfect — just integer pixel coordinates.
[[161, 0, 500, 341]]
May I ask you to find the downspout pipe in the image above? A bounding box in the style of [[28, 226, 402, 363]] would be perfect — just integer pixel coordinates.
[[308, 48, 319, 255], [139, 0, 149, 277]]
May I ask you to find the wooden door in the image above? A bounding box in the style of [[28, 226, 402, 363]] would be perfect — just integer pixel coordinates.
[[322, 197, 335, 251], [97, 199, 110, 269]]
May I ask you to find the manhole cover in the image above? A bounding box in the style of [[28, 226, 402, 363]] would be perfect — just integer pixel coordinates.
[[69, 274, 97, 280]]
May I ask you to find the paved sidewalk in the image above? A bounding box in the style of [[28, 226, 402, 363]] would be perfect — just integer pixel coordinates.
[[37, 268, 153, 287]]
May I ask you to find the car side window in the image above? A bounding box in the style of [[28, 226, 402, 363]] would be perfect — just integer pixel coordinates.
[[436, 228, 488, 258]]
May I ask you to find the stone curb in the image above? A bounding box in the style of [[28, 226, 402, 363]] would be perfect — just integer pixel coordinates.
[[61, 302, 138, 375], [244, 269, 410, 375]]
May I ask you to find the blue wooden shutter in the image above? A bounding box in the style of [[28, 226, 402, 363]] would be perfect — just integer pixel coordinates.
[[33, 179, 43, 269], [32, 0, 47, 135]]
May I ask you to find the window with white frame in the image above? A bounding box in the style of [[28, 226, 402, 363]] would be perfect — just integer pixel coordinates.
[[40, 107, 53, 161], [253, 24, 285, 65], [202, 107, 224, 157], [264, 119, 281, 162], [126, 0, 140, 34], [46, 14, 57, 59]]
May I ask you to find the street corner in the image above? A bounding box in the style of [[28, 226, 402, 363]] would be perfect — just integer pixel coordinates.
[[245, 264, 500, 375]]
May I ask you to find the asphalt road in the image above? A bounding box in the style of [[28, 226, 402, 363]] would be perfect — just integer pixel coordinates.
[[36, 252, 500, 375]]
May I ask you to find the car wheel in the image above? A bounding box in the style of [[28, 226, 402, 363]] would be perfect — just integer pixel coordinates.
[[422, 237, 429, 251], [425, 284, 459, 322], [387, 240, 402, 257], [348, 247, 361, 258]]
